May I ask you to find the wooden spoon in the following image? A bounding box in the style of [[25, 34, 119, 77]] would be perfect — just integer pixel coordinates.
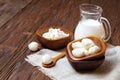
[[42, 51, 66, 68]]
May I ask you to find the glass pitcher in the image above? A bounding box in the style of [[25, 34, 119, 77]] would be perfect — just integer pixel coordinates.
[[74, 4, 111, 42]]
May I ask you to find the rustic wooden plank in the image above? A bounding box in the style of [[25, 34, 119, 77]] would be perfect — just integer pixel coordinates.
[[6, 61, 51, 80], [0, 0, 50, 75], [0, 0, 32, 28]]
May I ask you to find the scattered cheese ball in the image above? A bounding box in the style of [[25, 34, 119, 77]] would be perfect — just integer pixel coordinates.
[[42, 28, 69, 40], [28, 42, 39, 51], [72, 48, 86, 57], [81, 38, 95, 49], [42, 54, 53, 64], [88, 45, 101, 55], [72, 41, 83, 49]]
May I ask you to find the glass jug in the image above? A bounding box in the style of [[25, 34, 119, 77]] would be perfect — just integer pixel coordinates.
[[74, 4, 111, 42]]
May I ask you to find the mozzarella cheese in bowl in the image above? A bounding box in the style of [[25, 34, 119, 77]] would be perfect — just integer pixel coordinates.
[[71, 38, 101, 57], [88, 45, 101, 55], [72, 48, 87, 57], [72, 41, 83, 49], [81, 38, 95, 50], [42, 28, 69, 40]]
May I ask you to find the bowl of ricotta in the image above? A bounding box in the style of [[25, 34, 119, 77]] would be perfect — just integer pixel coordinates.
[[36, 26, 73, 50]]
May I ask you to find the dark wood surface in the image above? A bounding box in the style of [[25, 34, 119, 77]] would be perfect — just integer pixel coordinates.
[[0, 0, 120, 80]]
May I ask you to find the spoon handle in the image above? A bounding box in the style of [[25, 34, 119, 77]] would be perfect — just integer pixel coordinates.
[[53, 51, 66, 61]]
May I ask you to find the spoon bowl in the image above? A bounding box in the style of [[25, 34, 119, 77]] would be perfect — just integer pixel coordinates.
[[42, 51, 66, 68]]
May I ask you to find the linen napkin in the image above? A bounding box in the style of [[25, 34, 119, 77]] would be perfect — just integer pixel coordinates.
[[25, 44, 120, 80]]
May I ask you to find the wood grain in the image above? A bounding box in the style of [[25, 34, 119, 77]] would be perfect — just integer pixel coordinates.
[[0, 0, 120, 80], [0, 0, 32, 28]]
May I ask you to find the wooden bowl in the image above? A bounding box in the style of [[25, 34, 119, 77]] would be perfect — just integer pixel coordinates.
[[36, 26, 73, 50], [66, 53, 105, 71], [66, 35, 106, 61]]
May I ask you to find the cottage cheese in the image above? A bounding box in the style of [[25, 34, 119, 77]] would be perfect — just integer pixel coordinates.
[[42, 28, 69, 40]]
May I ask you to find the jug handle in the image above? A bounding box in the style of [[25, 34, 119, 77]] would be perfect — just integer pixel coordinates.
[[101, 17, 111, 42]]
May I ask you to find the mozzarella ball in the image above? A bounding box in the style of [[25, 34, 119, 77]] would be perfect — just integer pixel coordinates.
[[42, 54, 52, 64], [81, 38, 95, 49], [72, 48, 87, 57], [84, 50, 90, 56], [28, 42, 39, 51], [72, 41, 83, 49], [89, 45, 101, 55]]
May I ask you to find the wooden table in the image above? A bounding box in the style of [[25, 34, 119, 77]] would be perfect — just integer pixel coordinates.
[[0, 0, 120, 80]]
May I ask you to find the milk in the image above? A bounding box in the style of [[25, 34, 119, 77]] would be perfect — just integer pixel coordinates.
[[74, 19, 105, 40]]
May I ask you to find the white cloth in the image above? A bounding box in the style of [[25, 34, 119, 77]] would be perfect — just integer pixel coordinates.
[[25, 44, 120, 80]]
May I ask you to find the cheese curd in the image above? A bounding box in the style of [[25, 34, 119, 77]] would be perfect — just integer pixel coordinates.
[[42, 28, 69, 40], [42, 54, 52, 64], [71, 38, 101, 58]]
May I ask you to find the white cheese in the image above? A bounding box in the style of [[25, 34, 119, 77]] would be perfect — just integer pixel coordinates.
[[72, 41, 83, 49], [28, 42, 39, 51], [42, 54, 52, 64], [72, 48, 86, 57], [88, 45, 101, 55], [81, 38, 95, 49], [42, 28, 69, 40]]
